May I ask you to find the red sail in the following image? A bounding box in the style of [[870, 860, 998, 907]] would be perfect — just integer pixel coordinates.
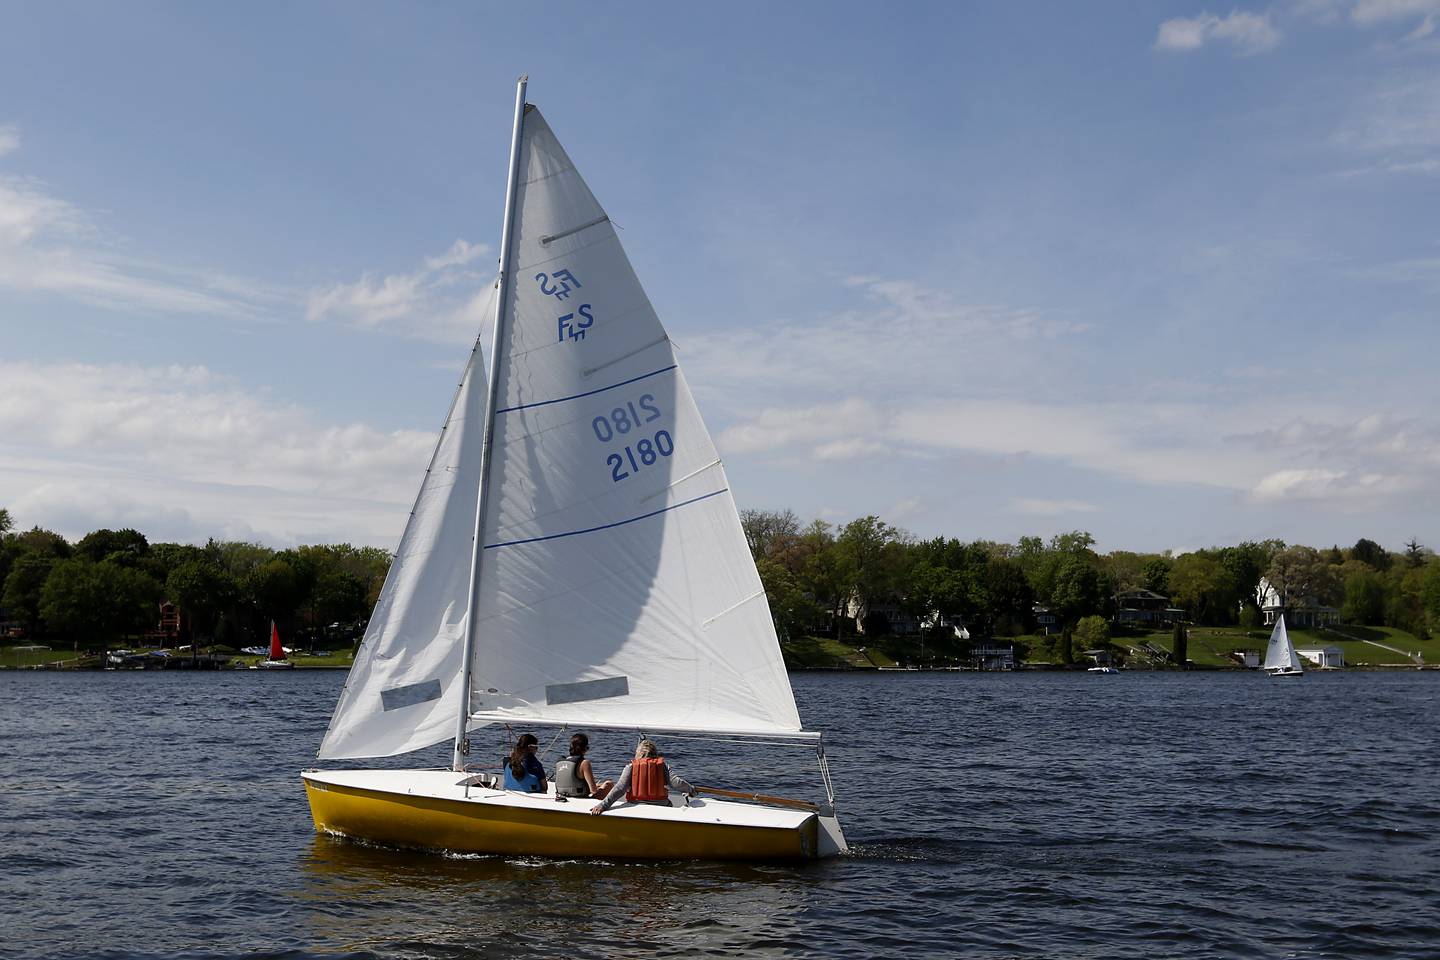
[[269, 621, 284, 661]]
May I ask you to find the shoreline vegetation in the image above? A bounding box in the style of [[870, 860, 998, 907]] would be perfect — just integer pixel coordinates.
[[6, 631, 1440, 672], [2, 506, 1438, 674]]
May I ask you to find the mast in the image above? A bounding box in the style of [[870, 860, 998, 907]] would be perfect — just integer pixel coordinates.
[[452, 74, 528, 771]]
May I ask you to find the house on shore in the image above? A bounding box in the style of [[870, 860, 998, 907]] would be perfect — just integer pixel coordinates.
[[1113, 589, 1185, 626], [1255, 578, 1339, 628], [971, 641, 1015, 670]]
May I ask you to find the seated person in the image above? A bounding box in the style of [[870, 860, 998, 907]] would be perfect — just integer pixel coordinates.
[[590, 739, 693, 814], [501, 733, 547, 793], [552, 732, 614, 799]]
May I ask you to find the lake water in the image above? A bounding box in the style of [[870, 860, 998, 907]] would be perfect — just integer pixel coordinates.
[[3, 669, 1437, 959]]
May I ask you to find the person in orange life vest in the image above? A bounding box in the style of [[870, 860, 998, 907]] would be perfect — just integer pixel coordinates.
[[589, 738, 694, 814]]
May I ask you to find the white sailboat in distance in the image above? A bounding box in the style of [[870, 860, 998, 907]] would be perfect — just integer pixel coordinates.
[[302, 77, 847, 860], [1262, 613, 1305, 678]]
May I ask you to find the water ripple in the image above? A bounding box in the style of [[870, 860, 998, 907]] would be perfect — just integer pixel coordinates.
[[3, 670, 1438, 959]]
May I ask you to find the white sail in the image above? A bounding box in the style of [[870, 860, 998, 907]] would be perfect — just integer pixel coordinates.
[[317, 302, 493, 760], [464, 107, 801, 736], [1262, 614, 1302, 674]]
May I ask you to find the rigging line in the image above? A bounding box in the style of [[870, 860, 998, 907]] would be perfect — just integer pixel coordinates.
[[701, 589, 766, 628], [540, 215, 610, 245], [483, 488, 728, 550], [493, 364, 677, 415]]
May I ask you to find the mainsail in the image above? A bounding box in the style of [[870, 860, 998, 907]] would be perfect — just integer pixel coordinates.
[[317, 303, 493, 761], [464, 107, 801, 736]]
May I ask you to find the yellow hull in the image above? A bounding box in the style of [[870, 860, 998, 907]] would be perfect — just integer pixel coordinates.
[[304, 775, 819, 861]]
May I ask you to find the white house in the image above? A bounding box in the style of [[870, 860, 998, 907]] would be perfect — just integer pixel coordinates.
[[1296, 645, 1344, 669], [1254, 578, 1339, 628]]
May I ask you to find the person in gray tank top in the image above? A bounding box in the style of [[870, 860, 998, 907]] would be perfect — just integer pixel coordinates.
[[552, 732, 613, 799]]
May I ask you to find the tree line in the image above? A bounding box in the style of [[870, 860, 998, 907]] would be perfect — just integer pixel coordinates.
[[0, 508, 388, 650], [740, 509, 1440, 657], [4, 504, 1438, 655]]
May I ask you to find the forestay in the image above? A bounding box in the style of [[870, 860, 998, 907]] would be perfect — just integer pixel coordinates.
[[466, 107, 801, 736], [317, 304, 493, 761]]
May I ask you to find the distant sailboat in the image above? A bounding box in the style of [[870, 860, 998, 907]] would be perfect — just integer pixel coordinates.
[[255, 621, 294, 670], [1262, 614, 1304, 678], [300, 77, 846, 861]]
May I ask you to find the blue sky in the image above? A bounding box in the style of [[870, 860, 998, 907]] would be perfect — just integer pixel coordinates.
[[2, 1, 1437, 554]]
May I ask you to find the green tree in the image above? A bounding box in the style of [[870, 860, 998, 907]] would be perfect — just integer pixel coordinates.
[[39, 559, 162, 647], [1073, 615, 1110, 658], [74, 528, 150, 567], [756, 557, 821, 640], [3, 554, 56, 633], [1142, 556, 1172, 595], [1404, 538, 1428, 568], [983, 557, 1034, 636], [835, 516, 905, 634], [244, 553, 314, 631], [0, 508, 12, 535], [309, 567, 368, 637], [1219, 540, 1281, 615], [1421, 562, 1440, 635], [740, 509, 802, 562], [1341, 570, 1386, 625], [1049, 554, 1105, 627], [167, 559, 238, 642], [1265, 545, 1340, 610], [1056, 626, 1074, 665], [13, 527, 71, 559], [1169, 553, 1230, 625], [1350, 538, 1391, 571]]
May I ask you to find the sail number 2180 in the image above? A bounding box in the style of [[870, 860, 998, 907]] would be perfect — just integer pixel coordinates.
[[592, 393, 674, 482]]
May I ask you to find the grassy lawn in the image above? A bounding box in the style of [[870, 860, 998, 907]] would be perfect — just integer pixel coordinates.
[[289, 650, 356, 667], [1, 645, 82, 668], [1111, 624, 1438, 668], [781, 635, 880, 669]]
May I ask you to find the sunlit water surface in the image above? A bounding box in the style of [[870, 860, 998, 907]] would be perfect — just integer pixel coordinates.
[[3, 670, 1437, 959]]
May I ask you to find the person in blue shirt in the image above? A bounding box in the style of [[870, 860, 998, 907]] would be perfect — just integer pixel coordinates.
[[502, 732, 548, 792]]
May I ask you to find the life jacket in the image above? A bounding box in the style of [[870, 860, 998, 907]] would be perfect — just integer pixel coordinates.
[[553, 754, 588, 798], [502, 757, 541, 793], [626, 756, 668, 803]]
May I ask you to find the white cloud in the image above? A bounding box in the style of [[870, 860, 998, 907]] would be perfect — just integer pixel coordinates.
[[1349, 0, 1440, 26], [717, 398, 890, 459], [1248, 468, 1414, 504], [0, 360, 438, 545], [681, 275, 1086, 419], [0, 171, 286, 318], [0, 124, 18, 157], [306, 239, 492, 341], [1155, 11, 1282, 54]]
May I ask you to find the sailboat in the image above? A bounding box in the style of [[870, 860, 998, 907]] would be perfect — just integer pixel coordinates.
[[255, 621, 294, 670], [301, 78, 847, 861], [1262, 613, 1304, 678]]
